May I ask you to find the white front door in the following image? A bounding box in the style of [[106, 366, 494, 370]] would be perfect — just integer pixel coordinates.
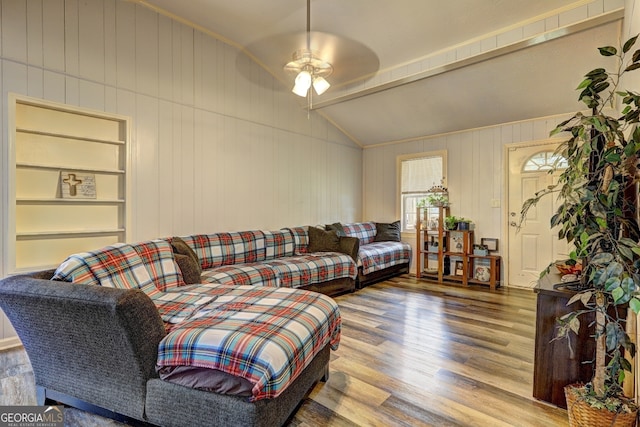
[[507, 143, 569, 288]]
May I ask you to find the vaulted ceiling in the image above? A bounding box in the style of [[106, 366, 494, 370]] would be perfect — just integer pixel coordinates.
[[138, 0, 624, 147]]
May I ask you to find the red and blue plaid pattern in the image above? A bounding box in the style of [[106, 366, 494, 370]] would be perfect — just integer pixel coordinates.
[[156, 284, 341, 401], [358, 241, 412, 275], [131, 240, 186, 291], [150, 289, 216, 324], [51, 239, 343, 402], [200, 263, 280, 287], [54, 243, 155, 290], [180, 231, 267, 270], [264, 230, 296, 259], [343, 222, 377, 245], [263, 253, 357, 288], [52, 254, 100, 286], [284, 227, 309, 254]]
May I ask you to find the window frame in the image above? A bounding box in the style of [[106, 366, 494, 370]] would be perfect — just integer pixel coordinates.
[[397, 150, 447, 233], [522, 150, 568, 172]]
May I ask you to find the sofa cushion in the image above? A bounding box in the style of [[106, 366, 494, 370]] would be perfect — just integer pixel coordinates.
[[285, 226, 309, 254], [374, 221, 401, 242], [325, 222, 347, 236], [181, 231, 267, 270], [358, 241, 412, 275], [52, 254, 101, 286], [200, 263, 280, 287], [132, 240, 186, 291], [55, 243, 157, 291], [342, 222, 377, 245], [156, 285, 341, 401], [263, 253, 357, 288], [264, 230, 296, 260], [308, 226, 341, 253], [149, 290, 215, 324]]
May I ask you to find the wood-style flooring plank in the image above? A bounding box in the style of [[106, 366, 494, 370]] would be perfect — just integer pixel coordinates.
[[287, 275, 568, 426]]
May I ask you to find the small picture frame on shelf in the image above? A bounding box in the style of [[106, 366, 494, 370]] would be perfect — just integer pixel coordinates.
[[474, 265, 491, 282], [450, 231, 464, 253], [481, 238, 499, 252], [454, 260, 464, 276], [60, 171, 97, 199]]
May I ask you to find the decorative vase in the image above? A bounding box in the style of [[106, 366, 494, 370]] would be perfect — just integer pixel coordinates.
[[565, 384, 638, 427]]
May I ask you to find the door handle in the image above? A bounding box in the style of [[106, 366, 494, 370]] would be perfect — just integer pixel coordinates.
[[510, 221, 517, 227]]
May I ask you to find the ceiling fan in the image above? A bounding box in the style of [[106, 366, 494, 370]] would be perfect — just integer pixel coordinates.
[[283, 0, 333, 98], [234, 1, 379, 107]]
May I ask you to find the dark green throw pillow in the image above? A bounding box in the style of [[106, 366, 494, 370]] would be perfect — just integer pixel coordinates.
[[374, 221, 401, 242], [325, 222, 347, 237], [308, 226, 341, 253], [174, 254, 202, 284]]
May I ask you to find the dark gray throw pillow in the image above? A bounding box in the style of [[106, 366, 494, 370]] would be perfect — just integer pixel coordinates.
[[374, 221, 401, 242], [308, 226, 342, 253], [325, 222, 347, 237], [174, 254, 202, 284], [170, 236, 202, 277]]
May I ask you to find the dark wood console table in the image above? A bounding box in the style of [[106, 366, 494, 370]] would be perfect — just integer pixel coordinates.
[[533, 274, 594, 408]]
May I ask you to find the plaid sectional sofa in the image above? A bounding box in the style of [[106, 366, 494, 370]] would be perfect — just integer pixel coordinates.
[[0, 224, 410, 426], [341, 222, 413, 288], [172, 223, 410, 291], [53, 227, 359, 298], [1, 266, 340, 426], [177, 227, 358, 295]]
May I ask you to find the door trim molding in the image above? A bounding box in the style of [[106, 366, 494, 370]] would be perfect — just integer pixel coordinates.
[[503, 138, 563, 287]]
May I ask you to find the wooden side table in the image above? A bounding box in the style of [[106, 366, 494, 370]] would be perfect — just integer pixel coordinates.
[[533, 274, 594, 408]]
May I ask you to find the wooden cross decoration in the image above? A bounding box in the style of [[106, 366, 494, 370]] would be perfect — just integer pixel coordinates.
[[62, 173, 83, 196]]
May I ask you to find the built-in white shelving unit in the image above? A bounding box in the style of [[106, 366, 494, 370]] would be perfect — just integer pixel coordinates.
[[6, 95, 130, 274]]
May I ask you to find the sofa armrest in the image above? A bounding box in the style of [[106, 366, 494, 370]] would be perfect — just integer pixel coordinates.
[[0, 272, 166, 420], [339, 236, 360, 263]]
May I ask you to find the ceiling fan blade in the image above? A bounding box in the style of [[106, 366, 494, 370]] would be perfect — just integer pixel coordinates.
[[238, 31, 379, 91]]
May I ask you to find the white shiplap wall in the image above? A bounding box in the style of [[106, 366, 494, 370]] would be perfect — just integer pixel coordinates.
[[363, 116, 568, 276], [0, 0, 362, 343]]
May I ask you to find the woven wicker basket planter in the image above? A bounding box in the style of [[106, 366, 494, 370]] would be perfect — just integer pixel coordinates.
[[565, 385, 638, 427]]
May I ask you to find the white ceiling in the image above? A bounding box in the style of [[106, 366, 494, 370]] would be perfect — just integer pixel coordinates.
[[138, 0, 624, 146]]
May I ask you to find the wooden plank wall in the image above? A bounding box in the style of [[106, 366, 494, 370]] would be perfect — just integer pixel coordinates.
[[0, 0, 362, 343], [363, 116, 567, 275]]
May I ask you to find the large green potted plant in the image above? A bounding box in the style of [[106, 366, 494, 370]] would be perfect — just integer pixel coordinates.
[[521, 35, 640, 426]]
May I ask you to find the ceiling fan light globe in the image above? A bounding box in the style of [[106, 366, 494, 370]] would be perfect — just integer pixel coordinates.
[[313, 76, 330, 95], [292, 84, 309, 97], [292, 71, 312, 97]]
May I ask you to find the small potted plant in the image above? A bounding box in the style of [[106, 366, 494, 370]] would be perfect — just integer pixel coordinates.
[[473, 244, 488, 256], [444, 215, 460, 230], [457, 218, 472, 231], [425, 193, 449, 207], [520, 35, 640, 426]]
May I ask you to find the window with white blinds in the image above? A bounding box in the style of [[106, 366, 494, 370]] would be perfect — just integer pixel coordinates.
[[399, 151, 446, 231]]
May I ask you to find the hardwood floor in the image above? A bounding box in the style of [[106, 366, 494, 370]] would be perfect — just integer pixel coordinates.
[[288, 275, 568, 427], [4, 274, 568, 426]]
